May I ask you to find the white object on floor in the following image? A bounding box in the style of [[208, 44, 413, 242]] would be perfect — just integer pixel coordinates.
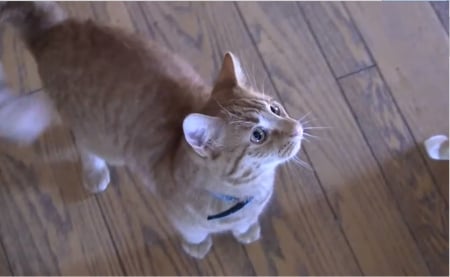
[[424, 135, 449, 161]]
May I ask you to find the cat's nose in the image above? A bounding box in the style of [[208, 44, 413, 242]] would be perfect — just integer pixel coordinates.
[[289, 124, 303, 138]]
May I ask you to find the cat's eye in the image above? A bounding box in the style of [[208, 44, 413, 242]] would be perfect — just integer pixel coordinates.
[[250, 127, 267, 144], [270, 103, 281, 116]]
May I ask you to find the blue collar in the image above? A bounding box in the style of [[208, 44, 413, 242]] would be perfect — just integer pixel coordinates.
[[207, 192, 254, 220]]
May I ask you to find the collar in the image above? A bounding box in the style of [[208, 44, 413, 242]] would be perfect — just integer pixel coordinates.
[[207, 192, 254, 220]]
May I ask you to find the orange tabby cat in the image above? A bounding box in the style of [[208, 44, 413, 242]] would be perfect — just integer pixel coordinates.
[[0, 2, 303, 258]]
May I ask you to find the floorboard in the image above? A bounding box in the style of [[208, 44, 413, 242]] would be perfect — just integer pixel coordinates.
[[300, 2, 374, 78], [0, 28, 22, 93], [0, 240, 11, 275], [0, 49, 13, 277], [237, 2, 433, 275], [346, 2, 449, 203], [0, 29, 41, 94], [0, 129, 123, 275], [339, 67, 448, 275], [0, 2, 447, 275], [297, 2, 448, 275]]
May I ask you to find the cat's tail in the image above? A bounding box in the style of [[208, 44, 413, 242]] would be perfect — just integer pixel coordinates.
[[0, 67, 54, 145], [0, 2, 60, 144], [0, 1, 66, 46]]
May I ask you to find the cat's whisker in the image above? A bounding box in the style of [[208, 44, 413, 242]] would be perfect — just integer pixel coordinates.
[[300, 119, 312, 126], [2, 1, 320, 260], [303, 126, 332, 130], [298, 111, 311, 123], [303, 132, 321, 140], [300, 117, 321, 127], [301, 137, 311, 143], [295, 156, 311, 168], [298, 113, 325, 128], [291, 156, 312, 171]]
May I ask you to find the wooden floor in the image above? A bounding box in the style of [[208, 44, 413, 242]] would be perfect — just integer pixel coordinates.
[[0, 2, 448, 275]]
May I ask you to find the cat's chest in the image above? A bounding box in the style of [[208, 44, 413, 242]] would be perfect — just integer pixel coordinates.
[[187, 183, 274, 228], [208, 189, 273, 225]]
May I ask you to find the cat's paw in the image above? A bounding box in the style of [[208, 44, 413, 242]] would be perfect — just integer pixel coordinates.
[[82, 164, 110, 193], [233, 223, 261, 244], [182, 236, 212, 259]]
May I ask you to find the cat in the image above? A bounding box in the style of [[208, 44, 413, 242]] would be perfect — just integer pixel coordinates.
[[0, 1, 303, 259]]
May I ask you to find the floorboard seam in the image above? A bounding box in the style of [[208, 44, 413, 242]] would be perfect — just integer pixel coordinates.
[[236, 2, 364, 274], [336, 64, 376, 80], [342, 3, 448, 205], [336, 3, 443, 274], [429, 2, 449, 35], [67, 131, 128, 275]]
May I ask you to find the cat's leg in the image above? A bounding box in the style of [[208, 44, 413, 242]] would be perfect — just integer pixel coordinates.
[[179, 226, 212, 259], [79, 149, 110, 193], [232, 221, 261, 244]]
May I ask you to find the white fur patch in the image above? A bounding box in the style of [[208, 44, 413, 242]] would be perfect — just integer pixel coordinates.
[[90, 154, 107, 170]]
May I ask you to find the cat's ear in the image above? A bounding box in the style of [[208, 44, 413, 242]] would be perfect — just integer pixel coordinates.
[[183, 113, 224, 158], [214, 52, 246, 87]]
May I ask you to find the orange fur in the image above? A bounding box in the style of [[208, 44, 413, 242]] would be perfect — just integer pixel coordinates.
[[0, 1, 303, 258]]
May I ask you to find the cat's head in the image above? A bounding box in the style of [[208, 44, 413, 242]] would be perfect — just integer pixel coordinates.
[[182, 52, 302, 169]]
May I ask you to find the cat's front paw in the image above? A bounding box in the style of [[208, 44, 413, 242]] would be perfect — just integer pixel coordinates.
[[182, 236, 212, 259], [233, 223, 261, 244], [82, 165, 110, 193]]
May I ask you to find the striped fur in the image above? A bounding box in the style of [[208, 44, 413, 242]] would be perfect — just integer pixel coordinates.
[[0, 2, 303, 259]]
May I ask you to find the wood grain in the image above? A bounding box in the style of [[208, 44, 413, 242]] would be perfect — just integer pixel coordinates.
[[339, 67, 449, 275], [346, 2, 449, 202], [0, 28, 23, 94], [238, 2, 432, 275], [0, 25, 41, 93], [299, 2, 448, 274], [0, 240, 11, 275], [0, 1, 447, 275], [300, 2, 373, 78], [0, 128, 123, 275]]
